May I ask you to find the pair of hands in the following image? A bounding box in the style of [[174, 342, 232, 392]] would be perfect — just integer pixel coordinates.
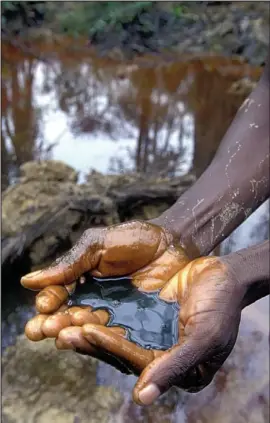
[[21, 221, 245, 405]]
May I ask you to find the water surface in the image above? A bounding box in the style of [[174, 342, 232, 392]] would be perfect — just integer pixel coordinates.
[[1, 39, 261, 187]]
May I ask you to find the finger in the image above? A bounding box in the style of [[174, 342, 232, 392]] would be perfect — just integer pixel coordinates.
[[133, 340, 210, 405], [25, 303, 69, 341], [55, 326, 126, 352], [132, 247, 189, 292], [57, 304, 69, 313], [25, 314, 48, 341], [56, 326, 98, 353], [42, 312, 72, 338], [42, 305, 111, 338], [66, 306, 84, 315], [70, 308, 110, 326], [56, 326, 133, 374], [109, 326, 127, 337], [82, 323, 156, 373], [91, 221, 170, 277], [20, 228, 103, 290], [35, 286, 69, 313], [159, 261, 193, 302]]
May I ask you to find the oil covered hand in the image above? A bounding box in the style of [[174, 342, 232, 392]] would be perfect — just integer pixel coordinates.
[[21, 220, 189, 347], [22, 241, 245, 405], [75, 256, 244, 405], [132, 240, 269, 405]]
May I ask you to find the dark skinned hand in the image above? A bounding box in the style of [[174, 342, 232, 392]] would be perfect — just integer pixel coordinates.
[[21, 220, 189, 376], [21, 221, 245, 406]]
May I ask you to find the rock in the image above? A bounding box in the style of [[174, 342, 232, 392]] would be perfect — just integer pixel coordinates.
[[2, 160, 195, 275], [85, 170, 145, 195], [1, 161, 120, 273], [2, 160, 80, 236], [252, 18, 269, 45], [2, 336, 123, 423], [20, 160, 78, 182], [2, 193, 119, 272], [204, 20, 234, 38]]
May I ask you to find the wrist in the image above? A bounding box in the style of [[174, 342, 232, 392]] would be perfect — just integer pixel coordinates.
[[220, 241, 270, 309], [149, 215, 201, 260], [149, 163, 226, 258]]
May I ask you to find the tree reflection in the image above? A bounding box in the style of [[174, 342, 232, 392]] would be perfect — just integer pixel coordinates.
[[52, 56, 192, 176], [116, 65, 190, 175], [2, 41, 261, 187], [186, 61, 249, 178], [51, 53, 255, 178], [1, 45, 57, 188]]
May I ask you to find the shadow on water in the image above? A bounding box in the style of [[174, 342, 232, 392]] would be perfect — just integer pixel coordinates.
[[1, 39, 269, 422]]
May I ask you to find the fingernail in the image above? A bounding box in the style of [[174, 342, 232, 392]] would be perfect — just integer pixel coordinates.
[[22, 270, 43, 280], [138, 383, 161, 405]]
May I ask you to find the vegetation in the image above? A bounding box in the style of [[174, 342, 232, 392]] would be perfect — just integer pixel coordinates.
[[1, 1, 186, 37], [55, 2, 154, 37], [1, 1, 46, 32]]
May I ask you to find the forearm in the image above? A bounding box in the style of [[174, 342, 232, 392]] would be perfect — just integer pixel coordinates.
[[221, 240, 269, 309], [153, 61, 269, 258]]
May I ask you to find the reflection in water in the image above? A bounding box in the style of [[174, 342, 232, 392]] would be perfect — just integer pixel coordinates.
[[1, 55, 39, 188], [1, 40, 261, 187]]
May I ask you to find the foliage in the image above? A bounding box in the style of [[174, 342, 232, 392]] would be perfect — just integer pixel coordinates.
[[1, 1, 46, 32], [172, 4, 184, 18], [55, 2, 154, 37], [1, 1, 186, 38]]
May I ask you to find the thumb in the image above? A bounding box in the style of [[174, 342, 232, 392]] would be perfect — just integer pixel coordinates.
[[21, 229, 103, 290], [133, 339, 210, 405]]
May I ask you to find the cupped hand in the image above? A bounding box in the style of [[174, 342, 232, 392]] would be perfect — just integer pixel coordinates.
[[21, 220, 189, 371], [21, 220, 189, 292], [22, 222, 246, 406], [63, 256, 244, 406], [131, 256, 246, 405]]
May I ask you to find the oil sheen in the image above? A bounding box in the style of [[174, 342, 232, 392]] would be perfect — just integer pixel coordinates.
[[68, 276, 179, 350]]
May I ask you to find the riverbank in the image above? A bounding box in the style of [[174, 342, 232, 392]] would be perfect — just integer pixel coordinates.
[[85, 1, 269, 65], [2, 2, 269, 65]]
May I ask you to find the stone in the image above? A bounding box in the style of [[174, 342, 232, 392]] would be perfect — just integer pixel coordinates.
[[2, 336, 123, 423], [252, 18, 269, 45], [2, 160, 80, 236], [205, 20, 234, 38], [20, 160, 78, 183]]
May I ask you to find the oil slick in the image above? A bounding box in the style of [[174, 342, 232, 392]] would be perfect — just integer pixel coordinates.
[[68, 275, 179, 350]]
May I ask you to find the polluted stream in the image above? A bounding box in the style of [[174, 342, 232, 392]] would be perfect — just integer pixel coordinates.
[[1, 40, 269, 422]]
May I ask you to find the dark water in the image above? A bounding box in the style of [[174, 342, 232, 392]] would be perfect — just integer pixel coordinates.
[[69, 275, 179, 350]]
